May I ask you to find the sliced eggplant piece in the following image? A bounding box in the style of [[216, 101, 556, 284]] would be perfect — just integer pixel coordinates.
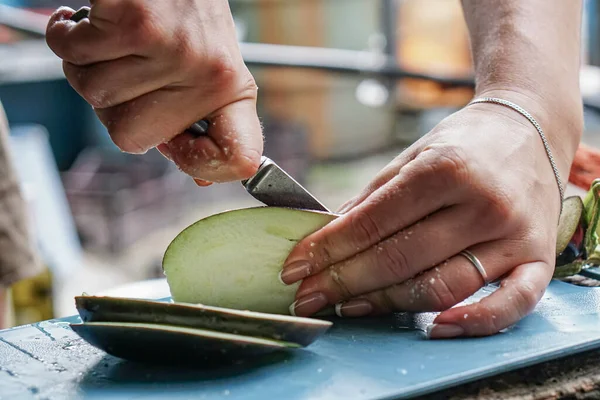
[[554, 196, 587, 277], [70, 322, 299, 364], [162, 207, 337, 315], [75, 295, 332, 347]]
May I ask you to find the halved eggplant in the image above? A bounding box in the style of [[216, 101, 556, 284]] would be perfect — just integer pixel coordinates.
[[162, 207, 337, 315], [70, 321, 299, 364], [75, 295, 332, 347]]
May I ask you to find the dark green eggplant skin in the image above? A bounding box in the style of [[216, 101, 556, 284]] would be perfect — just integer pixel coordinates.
[[70, 322, 298, 365], [75, 296, 332, 347]]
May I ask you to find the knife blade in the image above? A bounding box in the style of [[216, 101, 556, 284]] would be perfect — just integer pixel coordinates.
[[191, 120, 330, 212]]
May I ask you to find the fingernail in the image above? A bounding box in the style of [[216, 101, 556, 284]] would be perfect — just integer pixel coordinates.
[[157, 144, 172, 160], [280, 261, 312, 285], [426, 323, 465, 339], [289, 292, 328, 317], [194, 178, 213, 187], [334, 299, 373, 318]]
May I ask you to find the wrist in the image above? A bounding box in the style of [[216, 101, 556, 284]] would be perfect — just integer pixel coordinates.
[[472, 86, 583, 179]]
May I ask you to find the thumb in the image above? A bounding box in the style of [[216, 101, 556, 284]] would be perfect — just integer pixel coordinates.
[[163, 98, 263, 182]]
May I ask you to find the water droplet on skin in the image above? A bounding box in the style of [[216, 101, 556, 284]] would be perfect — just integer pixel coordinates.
[[330, 269, 341, 282], [376, 246, 383, 253], [223, 147, 229, 156], [193, 154, 198, 159], [429, 278, 435, 284], [464, 313, 469, 319], [309, 252, 314, 258], [492, 315, 497, 319], [310, 242, 316, 247]]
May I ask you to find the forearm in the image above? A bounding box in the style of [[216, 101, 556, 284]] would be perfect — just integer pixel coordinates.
[[461, 0, 584, 174]]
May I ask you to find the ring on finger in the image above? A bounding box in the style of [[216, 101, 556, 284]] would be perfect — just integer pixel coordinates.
[[459, 250, 489, 284]]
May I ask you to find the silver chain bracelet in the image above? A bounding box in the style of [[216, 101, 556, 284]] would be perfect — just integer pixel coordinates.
[[467, 97, 564, 217]]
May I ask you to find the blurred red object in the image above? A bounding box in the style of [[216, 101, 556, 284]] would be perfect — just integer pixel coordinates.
[[569, 144, 600, 190]]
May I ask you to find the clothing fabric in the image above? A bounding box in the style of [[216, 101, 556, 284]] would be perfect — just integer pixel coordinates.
[[0, 101, 40, 287]]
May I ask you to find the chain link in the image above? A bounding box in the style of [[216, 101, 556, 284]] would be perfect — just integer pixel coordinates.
[[468, 97, 564, 217]]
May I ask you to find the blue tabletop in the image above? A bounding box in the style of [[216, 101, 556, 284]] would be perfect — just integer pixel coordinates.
[[1, 280, 600, 400]]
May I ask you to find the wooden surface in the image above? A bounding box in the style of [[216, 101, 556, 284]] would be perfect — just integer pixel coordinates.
[[418, 348, 600, 400]]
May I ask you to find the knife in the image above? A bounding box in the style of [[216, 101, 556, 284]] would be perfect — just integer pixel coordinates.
[[69, 8, 329, 213], [191, 121, 331, 213]]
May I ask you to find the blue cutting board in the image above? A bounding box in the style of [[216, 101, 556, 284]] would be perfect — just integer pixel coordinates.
[[1, 279, 600, 400]]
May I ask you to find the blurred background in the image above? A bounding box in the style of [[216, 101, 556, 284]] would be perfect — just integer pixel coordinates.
[[0, 0, 600, 327]]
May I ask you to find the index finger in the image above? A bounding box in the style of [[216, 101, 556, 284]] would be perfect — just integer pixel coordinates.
[[281, 149, 464, 283]]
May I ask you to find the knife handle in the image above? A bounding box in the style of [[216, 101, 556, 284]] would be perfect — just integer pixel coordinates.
[[70, 7, 211, 138]]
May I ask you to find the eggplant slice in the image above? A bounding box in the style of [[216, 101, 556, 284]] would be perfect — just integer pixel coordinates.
[[75, 295, 332, 347], [162, 207, 337, 315], [70, 322, 299, 364]]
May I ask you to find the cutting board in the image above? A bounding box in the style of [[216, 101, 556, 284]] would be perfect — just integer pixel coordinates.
[[1, 279, 600, 400]]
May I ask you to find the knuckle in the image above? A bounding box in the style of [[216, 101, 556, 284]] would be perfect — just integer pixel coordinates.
[[472, 304, 503, 336], [73, 74, 115, 109], [427, 278, 460, 311], [205, 50, 238, 90], [426, 145, 470, 185], [474, 186, 518, 233], [349, 210, 383, 249], [108, 126, 146, 154], [125, 2, 163, 49], [377, 243, 411, 282], [512, 280, 540, 318], [230, 145, 261, 179], [315, 235, 335, 266], [328, 264, 354, 299]]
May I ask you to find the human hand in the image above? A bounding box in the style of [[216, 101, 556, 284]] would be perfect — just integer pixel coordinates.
[[280, 93, 574, 339], [46, 0, 262, 183]]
